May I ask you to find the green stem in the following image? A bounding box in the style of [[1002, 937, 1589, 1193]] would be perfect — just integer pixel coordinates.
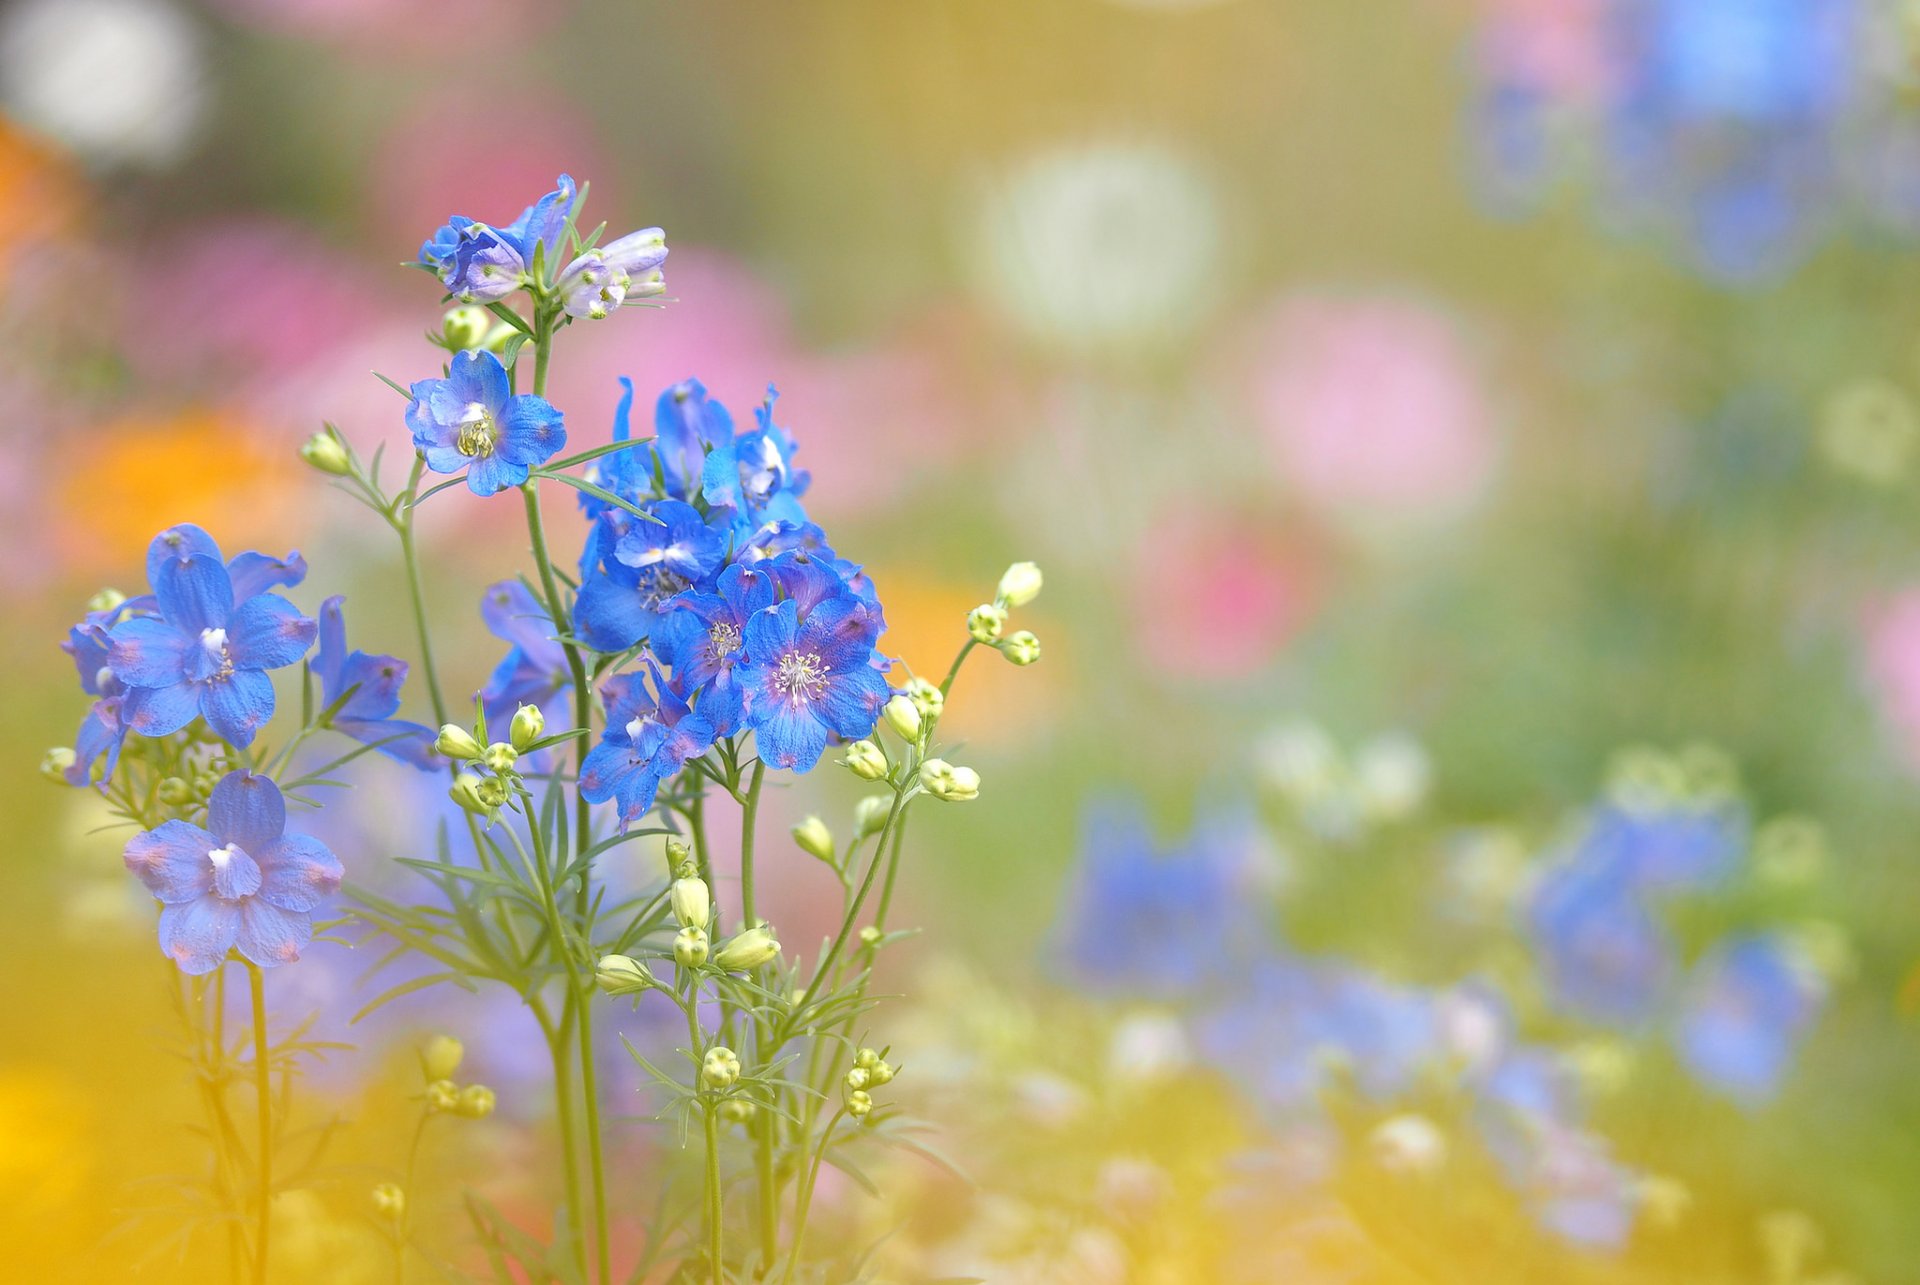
[[394, 1109, 433, 1285], [394, 458, 448, 728], [784, 1109, 847, 1285], [938, 639, 977, 698], [247, 962, 272, 1285], [575, 983, 610, 1285], [703, 1106, 724, 1285], [780, 791, 908, 1045], [738, 760, 765, 929]]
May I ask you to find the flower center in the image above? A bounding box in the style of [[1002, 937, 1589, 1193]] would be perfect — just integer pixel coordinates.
[[773, 651, 828, 702], [199, 627, 234, 678], [708, 620, 742, 658], [635, 567, 690, 611], [456, 403, 499, 458], [208, 843, 238, 870]]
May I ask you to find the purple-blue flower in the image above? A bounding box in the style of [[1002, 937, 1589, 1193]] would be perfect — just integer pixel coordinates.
[[313, 597, 437, 768], [1527, 857, 1673, 1030], [477, 580, 573, 735], [123, 770, 343, 974], [573, 500, 730, 654], [653, 564, 776, 736], [579, 664, 717, 828], [107, 527, 317, 749], [61, 599, 141, 788], [407, 349, 567, 496], [418, 175, 577, 303], [702, 386, 810, 540], [557, 227, 668, 319], [1673, 935, 1823, 1106], [736, 593, 889, 772]]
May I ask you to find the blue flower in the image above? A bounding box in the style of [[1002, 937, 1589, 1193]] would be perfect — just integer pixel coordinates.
[[556, 227, 668, 319], [573, 501, 731, 653], [579, 663, 717, 828], [476, 580, 574, 734], [613, 498, 727, 584], [576, 378, 734, 520], [123, 770, 343, 974], [107, 527, 317, 749], [1579, 802, 1744, 895], [1527, 856, 1673, 1030], [407, 350, 567, 496], [735, 592, 889, 771], [313, 597, 437, 768], [653, 564, 777, 736], [1673, 935, 1823, 1106], [702, 386, 810, 537], [418, 175, 577, 302], [61, 597, 143, 788]]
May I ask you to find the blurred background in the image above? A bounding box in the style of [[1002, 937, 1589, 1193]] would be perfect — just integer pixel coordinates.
[[5, 0, 1920, 1280]]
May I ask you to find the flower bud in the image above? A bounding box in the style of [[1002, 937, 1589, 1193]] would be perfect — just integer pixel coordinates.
[[673, 926, 709, 968], [371, 1183, 405, 1219], [157, 776, 195, 806], [442, 305, 492, 350], [855, 1047, 881, 1070], [1000, 630, 1041, 666], [299, 430, 353, 476], [664, 838, 693, 877], [482, 323, 520, 353], [426, 1079, 460, 1112], [996, 561, 1043, 608], [86, 587, 127, 614], [713, 925, 781, 972], [859, 926, 883, 948], [847, 1089, 874, 1118], [477, 776, 512, 808], [882, 694, 922, 742], [509, 703, 545, 752], [596, 954, 655, 996], [867, 1060, 895, 1087], [436, 725, 484, 760], [1369, 1113, 1446, 1177], [40, 747, 75, 783], [482, 742, 518, 774], [842, 740, 888, 781], [919, 758, 981, 802], [701, 1046, 741, 1088], [719, 1097, 756, 1123], [420, 1035, 464, 1082], [845, 1067, 870, 1091], [904, 677, 945, 722], [791, 816, 835, 864], [670, 877, 711, 930], [449, 772, 492, 817], [629, 268, 667, 299], [853, 796, 890, 837], [455, 1084, 496, 1119], [967, 602, 1006, 643]]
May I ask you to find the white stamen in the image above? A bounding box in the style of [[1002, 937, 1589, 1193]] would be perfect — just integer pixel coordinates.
[[199, 626, 228, 654], [208, 843, 237, 870], [625, 716, 649, 742]]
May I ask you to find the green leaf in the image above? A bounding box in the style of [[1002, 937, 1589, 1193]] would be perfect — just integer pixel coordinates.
[[348, 970, 471, 1025], [544, 435, 658, 473], [530, 470, 663, 523]]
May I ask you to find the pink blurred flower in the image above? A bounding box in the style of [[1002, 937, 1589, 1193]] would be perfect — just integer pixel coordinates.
[[1240, 292, 1498, 540], [203, 0, 551, 53], [1132, 509, 1324, 680], [1862, 588, 1920, 774], [1475, 0, 1620, 106]]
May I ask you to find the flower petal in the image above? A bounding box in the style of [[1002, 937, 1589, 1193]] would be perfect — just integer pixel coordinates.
[[226, 594, 317, 671], [108, 617, 192, 688], [498, 395, 567, 467], [207, 770, 286, 851], [158, 898, 240, 974], [254, 833, 342, 912], [155, 554, 234, 634], [235, 899, 312, 968], [815, 665, 890, 740], [450, 348, 510, 411], [226, 550, 307, 600], [146, 524, 221, 583], [124, 819, 217, 903], [121, 681, 201, 737], [201, 670, 276, 748], [753, 698, 830, 772]]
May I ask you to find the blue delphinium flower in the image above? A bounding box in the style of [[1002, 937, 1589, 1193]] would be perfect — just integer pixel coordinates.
[[1673, 935, 1823, 1106], [107, 527, 317, 748], [123, 770, 343, 974], [652, 563, 776, 736], [312, 597, 437, 768], [574, 501, 731, 653], [556, 227, 669, 319], [1581, 802, 1743, 894], [613, 498, 727, 586], [703, 386, 810, 541], [579, 663, 717, 828], [735, 591, 889, 771], [61, 598, 143, 787], [1472, 1050, 1638, 1248], [1528, 856, 1673, 1029], [477, 580, 574, 735], [407, 350, 567, 496], [418, 174, 577, 303]]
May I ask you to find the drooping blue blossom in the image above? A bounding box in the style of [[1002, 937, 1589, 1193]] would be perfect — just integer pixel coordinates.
[[407, 350, 566, 496], [734, 592, 889, 772], [1673, 935, 1824, 1106], [702, 386, 811, 543], [477, 580, 573, 735], [557, 227, 668, 319], [312, 597, 437, 768], [418, 175, 578, 303], [123, 770, 343, 974], [579, 663, 717, 828], [652, 563, 776, 736], [1472, 1050, 1638, 1248], [61, 598, 142, 788], [107, 527, 317, 749]]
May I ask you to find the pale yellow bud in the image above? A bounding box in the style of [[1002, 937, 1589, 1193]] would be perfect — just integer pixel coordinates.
[[1000, 630, 1041, 666], [371, 1183, 405, 1219], [701, 1047, 741, 1089], [842, 739, 888, 781], [968, 602, 1006, 643], [847, 1089, 874, 1118], [455, 1084, 496, 1119], [482, 742, 518, 773], [670, 877, 711, 930], [420, 1035, 464, 1082], [673, 926, 709, 969], [712, 925, 780, 972], [791, 816, 835, 864], [426, 1079, 460, 1112], [300, 430, 353, 476], [882, 694, 922, 742], [596, 954, 655, 996], [509, 703, 545, 752], [436, 725, 484, 760], [996, 561, 1043, 607]]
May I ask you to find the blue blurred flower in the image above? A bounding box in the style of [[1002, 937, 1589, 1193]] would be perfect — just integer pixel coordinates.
[[312, 597, 436, 768], [61, 599, 141, 787], [1673, 935, 1824, 1106], [407, 350, 566, 496], [418, 174, 577, 302], [107, 526, 316, 748], [123, 770, 342, 974], [477, 580, 573, 736], [1528, 855, 1674, 1029], [653, 563, 776, 736], [580, 662, 717, 828], [736, 592, 889, 771]]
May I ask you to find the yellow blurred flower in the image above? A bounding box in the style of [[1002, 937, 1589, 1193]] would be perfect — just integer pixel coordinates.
[[0, 1066, 90, 1217]]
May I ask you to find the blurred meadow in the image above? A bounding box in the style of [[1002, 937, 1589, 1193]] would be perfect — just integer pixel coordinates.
[[5, 0, 1920, 1280]]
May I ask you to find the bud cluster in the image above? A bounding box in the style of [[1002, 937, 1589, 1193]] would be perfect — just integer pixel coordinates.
[[416, 1035, 496, 1119], [441, 703, 546, 823], [845, 1045, 898, 1120], [978, 561, 1043, 667]]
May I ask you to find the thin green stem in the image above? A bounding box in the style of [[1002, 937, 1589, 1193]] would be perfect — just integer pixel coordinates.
[[779, 791, 909, 1045], [394, 457, 449, 728], [938, 638, 977, 698], [247, 962, 272, 1285], [703, 1106, 724, 1285], [393, 1108, 433, 1285], [784, 1108, 847, 1285], [738, 760, 765, 929]]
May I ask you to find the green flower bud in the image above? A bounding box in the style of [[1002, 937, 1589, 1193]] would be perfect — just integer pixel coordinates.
[[193, 770, 221, 797], [425, 1079, 460, 1112], [596, 954, 655, 996], [673, 926, 709, 969], [1000, 630, 1041, 666], [854, 1047, 881, 1070], [712, 925, 781, 972], [701, 1046, 741, 1089], [918, 758, 980, 802], [509, 703, 545, 752], [858, 925, 883, 948], [845, 1067, 870, 1091], [482, 322, 521, 354], [455, 1084, 496, 1119], [448, 772, 491, 817], [476, 776, 512, 808], [157, 776, 195, 806], [996, 561, 1043, 608], [967, 602, 1006, 643], [670, 877, 711, 930], [842, 739, 888, 781], [866, 1060, 895, 1087], [847, 1089, 874, 1118], [719, 1097, 757, 1123], [664, 838, 693, 878], [371, 1183, 405, 1219], [436, 725, 484, 760], [442, 305, 492, 350], [904, 677, 944, 722], [420, 1035, 464, 1082], [853, 795, 890, 837], [482, 742, 518, 774], [40, 747, 75, 783], [791, 816, 835, 864], [85, 587, 127, 614], [882, 694, 921, 742], [299, 430, 353, 476]]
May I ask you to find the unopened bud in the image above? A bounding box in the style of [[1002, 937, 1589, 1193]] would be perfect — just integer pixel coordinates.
[[791, 816, 835, 864], [436, 725, 484, 760], [596, 954, 655, 996], [712, 925, 780, 972], [996, 561, 1043, 608], [904, 677, 944, 722], [673, 926, 709, 968], [157, 776, 195, 806], [442, 305, 492, 350], [86, 587, 127, 614], [300, 430, 353, 476], [420, 1035, 464, 1082], [847, 1089, 874, 1118], [867, 1060, 895, 1087], [482, 742, 518, 774], [882, 694, 922, 742], [719, 1097, 756, 1123], [842, 740, 888, 781], [426, 1079, 460, 1112], [845, 1067, 870, 1091], [918, 758, 981, 802], [509, 703, 545, 752], [41, 747, 75, 783], [477, 776, 511, 808], [855, 1047, 881, 1070], [670, 877, 711, 930], [853, 796, 890, 837], [1000, 630, 1041, 666], [701, 1046, 741, 1089], [371, 1183, 405, 1219], [449, 772, 492, 817], [664, 838, 692, 877], [859, 925, 883, 948], [967, 602, 1006, 643], [629, 268, 666, 299], [455, 1084, 496, 1119]]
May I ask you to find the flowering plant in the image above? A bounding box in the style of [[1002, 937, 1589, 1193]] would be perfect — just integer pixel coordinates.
[[49, 175, 1041, 1284]]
